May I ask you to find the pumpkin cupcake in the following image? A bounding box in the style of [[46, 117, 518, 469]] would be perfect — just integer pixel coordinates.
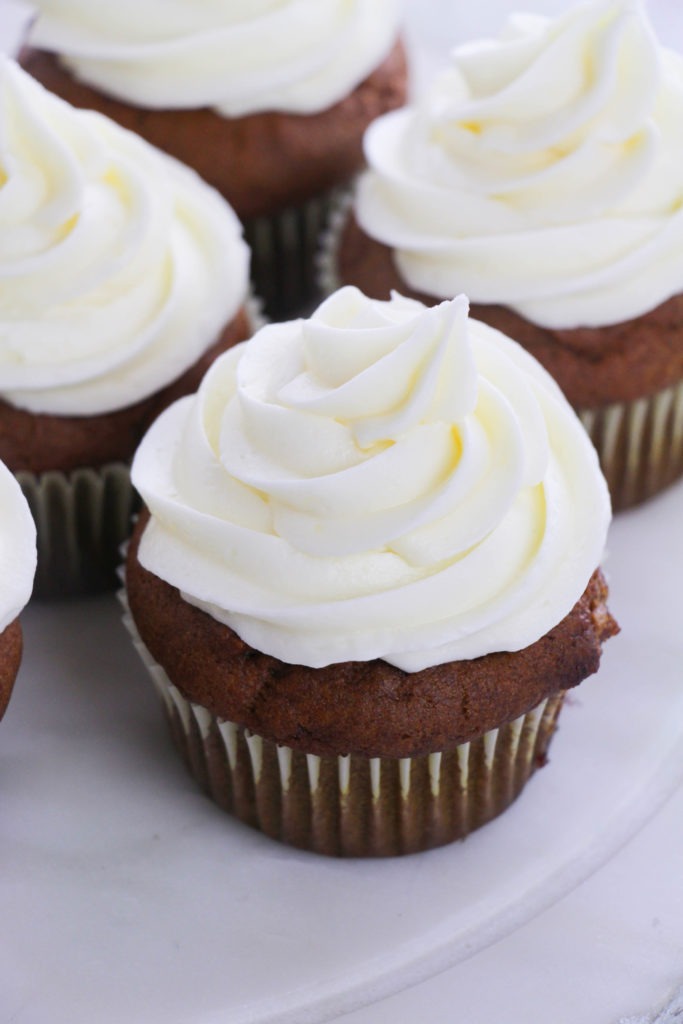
[[324, 0, 683, 509], [124, 287, 617, 857]]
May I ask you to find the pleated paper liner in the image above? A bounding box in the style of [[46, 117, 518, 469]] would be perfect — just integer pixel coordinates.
[[121, 597, 565, 857], [245, 191, 340, 319], [315, 187, 352, 301], [19, 463, 136, 599], [578, 379, 683, 511]]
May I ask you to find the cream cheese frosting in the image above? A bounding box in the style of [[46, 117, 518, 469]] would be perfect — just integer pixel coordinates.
[[0, 460, 36, 633], [355, 0, 683, 329], [0, 58, 249, 417], [28, 0, 402, 117], [132, 286, 611, 672]]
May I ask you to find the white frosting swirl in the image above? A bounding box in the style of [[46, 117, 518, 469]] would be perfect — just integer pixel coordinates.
[[28, 0, 402, 117], [0, 461, 36, 633], [355, 0, 683, 329], [0, 59, 249, 416], [132, 287, 610, 672]]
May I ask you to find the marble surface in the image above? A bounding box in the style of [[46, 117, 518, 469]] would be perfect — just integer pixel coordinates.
[[3, 477, 683, 1024]]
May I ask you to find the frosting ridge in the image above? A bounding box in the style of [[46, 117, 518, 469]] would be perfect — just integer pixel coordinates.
[[0, 59, 249, 416], [132, 287, 610, 671], [355, 0, 683, 328], [28, 0, 402, 116]]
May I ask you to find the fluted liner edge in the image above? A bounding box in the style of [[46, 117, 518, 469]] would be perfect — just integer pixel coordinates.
[[121, 598, 565, 857]]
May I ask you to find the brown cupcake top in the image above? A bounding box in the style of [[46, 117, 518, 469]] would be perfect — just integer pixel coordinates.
[[126, 511, 617, 759]]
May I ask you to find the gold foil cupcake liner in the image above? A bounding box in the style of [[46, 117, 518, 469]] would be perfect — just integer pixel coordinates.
[[578, 379, 683, 511], [244, 192, 340, 319], [121, 598, 565, 857], [18, 463, 137, 599]]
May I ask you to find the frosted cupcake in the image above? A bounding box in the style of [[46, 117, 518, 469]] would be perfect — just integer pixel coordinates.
[[0, 59, 252, 597], [0, 460, 37, 721], [124, 287, 617, 857], [23, 0, 408, 316], [326, 0, 683, 509]]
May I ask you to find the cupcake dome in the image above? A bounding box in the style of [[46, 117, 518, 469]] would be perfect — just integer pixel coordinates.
[[132, 287, 611, 670], [355, 0, 683, 327]]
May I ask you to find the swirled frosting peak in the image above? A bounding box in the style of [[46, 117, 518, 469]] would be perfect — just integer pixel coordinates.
[[0, 58, 249, 416], [356, 0, 683, 328], [132, 287, 610, 672], [0, 461, 36, 633], [28, 0, 402, 116]]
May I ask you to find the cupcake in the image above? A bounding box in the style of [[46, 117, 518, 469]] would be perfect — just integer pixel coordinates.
[[0, 459, 37, 721], [0, 58, 252, 597], [23, 0, 408, 317], [124, 286, 618, 857], [325, 0, 683, 510]]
